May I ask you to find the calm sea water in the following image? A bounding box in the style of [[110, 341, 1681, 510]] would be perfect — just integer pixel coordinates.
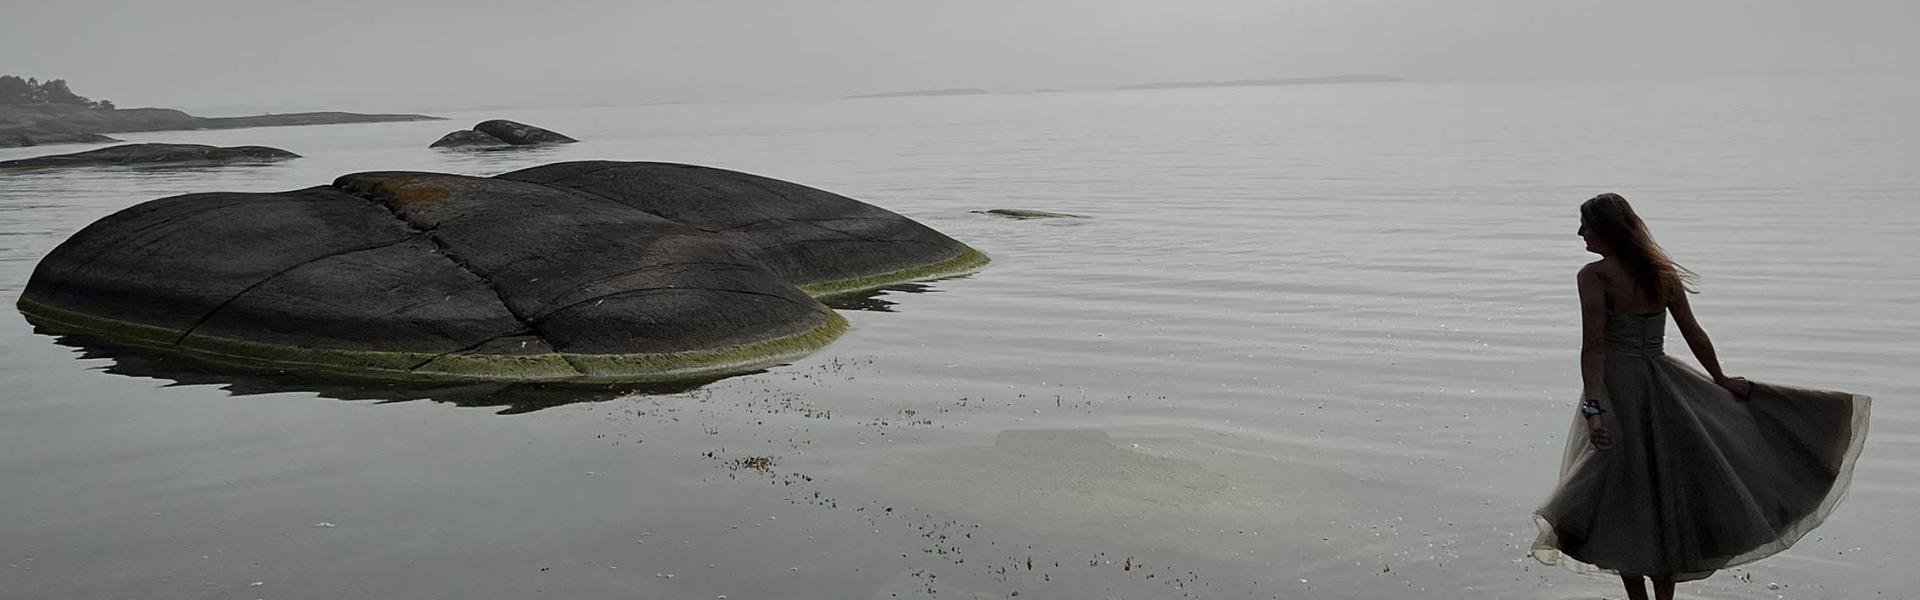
[[2, 75, 1915, 599]]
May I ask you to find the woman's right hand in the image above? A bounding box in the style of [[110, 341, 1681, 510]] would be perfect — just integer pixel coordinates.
[[1587, 417, 1611, 450], [1717, 376, 1754, 400]]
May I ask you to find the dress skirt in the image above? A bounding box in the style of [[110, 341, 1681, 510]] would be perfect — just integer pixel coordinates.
[[1532, 352, 1871, 581]]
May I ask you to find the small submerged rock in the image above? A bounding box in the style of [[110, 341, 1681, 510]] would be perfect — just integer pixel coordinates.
[[0, 143, 298, 170], [972, 209, 1088, 220]]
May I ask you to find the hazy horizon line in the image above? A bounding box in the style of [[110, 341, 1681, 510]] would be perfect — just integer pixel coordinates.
[[148, 65, 1919, 117]]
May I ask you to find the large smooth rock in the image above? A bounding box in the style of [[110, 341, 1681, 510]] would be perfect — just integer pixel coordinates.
[[473, 119, 576, 145], [19, 162, 987, 383], [497, 161, 986, 296], [0, 143, 298, 170]]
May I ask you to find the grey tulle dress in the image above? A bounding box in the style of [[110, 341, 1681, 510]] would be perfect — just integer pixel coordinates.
[[1532, 311, 1871, 581]]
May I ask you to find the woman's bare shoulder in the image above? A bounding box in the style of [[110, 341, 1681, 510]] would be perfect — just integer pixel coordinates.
[[1579, 259, 1620, 278]]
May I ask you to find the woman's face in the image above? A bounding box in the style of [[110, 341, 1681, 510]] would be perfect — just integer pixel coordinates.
[[1578, 217, 1605, 255]]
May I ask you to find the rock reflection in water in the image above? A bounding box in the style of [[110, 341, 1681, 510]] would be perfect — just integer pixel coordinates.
[[819, 282, 935, 313], [45, 332, 731, 414], [29, 275, 968, 411]]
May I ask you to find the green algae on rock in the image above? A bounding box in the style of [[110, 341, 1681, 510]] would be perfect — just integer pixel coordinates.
[[18, 161, 985, 383]]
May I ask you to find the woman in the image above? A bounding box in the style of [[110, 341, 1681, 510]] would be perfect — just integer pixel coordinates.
[[1531, 193, 1870, 600]]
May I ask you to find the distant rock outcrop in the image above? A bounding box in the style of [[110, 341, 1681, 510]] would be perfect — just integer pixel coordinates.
[[19, 161, 987, 384], [0, 143, 299, 170], [0, 104, 441, 149], [846, 88, 990, 99], [430, 119, 577, 149], [2, 129, 119, 147], [199, 111, 440, 129], [1117, 74, 1405, 91]]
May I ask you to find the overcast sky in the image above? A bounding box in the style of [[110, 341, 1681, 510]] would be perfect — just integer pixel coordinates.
[[4, 0, 1916, 112]]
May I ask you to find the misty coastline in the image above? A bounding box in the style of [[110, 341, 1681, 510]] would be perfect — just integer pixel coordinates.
[[846, 88, 992, 99], [0, 103, 442, 148], [840, 75, 1404, 101], [1117, 74, 1406, 90]]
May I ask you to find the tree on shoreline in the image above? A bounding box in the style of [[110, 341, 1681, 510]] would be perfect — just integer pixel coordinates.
[[0, 75, 115, 109]]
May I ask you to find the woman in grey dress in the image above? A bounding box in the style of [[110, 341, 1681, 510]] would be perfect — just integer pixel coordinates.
[[1532, 193, 1870, 600]]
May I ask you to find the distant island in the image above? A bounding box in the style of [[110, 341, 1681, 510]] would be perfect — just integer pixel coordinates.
[[1, 75, 442, 148], [846, 88, 991, 99], [1117, 74, 1406, 91]]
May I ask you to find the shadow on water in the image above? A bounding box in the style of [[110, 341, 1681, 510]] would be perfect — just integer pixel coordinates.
[[43, 333, 739, 415]]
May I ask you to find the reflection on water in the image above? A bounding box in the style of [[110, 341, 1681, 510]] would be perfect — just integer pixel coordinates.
[[430, 143, 567, 171], [819, 282, 935, 312], [23, 280, 955, 410], [45, 332, 728, 414]]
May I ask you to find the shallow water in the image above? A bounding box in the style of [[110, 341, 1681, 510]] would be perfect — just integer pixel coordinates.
[[2, 74, 1916, 599]]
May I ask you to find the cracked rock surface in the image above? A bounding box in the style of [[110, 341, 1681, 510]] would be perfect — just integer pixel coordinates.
[[18, 161, 987, 383]]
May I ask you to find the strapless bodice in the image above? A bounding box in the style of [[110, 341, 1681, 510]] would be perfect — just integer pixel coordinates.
[[1605, 311, 1666, 358]]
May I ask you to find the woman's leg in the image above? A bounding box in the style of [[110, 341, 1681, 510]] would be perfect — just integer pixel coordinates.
[[1651, 577, 1675, 600], [1619, 574, 1649, 600]]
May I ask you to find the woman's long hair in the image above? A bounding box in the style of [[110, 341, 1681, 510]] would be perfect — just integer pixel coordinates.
[[1581, 193, 1697, 302]]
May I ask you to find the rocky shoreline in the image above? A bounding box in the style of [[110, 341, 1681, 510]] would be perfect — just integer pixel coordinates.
[[0, 104, 442, 148]]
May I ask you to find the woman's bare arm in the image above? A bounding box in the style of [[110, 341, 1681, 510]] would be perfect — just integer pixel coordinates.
[[1667, 290, 1727, 381], [1670, 289, 1753, 398], [1577, 265, 1613, 448], [1577, 265, 1609, 402]]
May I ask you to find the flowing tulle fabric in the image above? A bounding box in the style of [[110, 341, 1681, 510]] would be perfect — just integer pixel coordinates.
[[1532, 312, 1871, 582]]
